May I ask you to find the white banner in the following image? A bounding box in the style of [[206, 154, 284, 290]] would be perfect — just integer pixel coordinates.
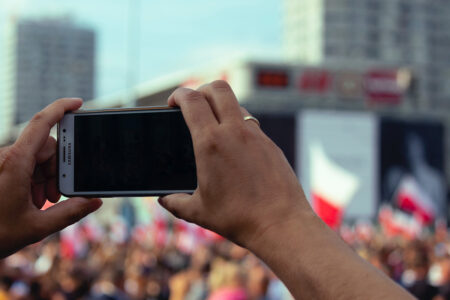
[[298, 110, 378, 223]]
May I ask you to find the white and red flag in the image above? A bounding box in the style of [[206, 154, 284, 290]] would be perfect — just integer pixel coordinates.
[[309, 142, 359, 229], [378, 205, 421, 238], [395, 176, 435, 225]]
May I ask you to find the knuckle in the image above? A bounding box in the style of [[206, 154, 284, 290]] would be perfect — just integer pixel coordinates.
[[1, 146, 23, 169], [198, 128, 221, 153], [31, 111, 45, 124], [183, 89, 204, 102], [7, 146, 22, 159], [209, 80, 231, 92], [31, 110, 54, 130]]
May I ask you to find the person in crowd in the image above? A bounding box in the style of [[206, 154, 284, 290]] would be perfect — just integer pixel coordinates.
[[0, 81, 415, 299], [207, 258, 247, 300]]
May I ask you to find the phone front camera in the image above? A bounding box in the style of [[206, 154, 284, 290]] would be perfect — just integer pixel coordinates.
[[62, 174, 66, 178], [63, 129, 66, 133]]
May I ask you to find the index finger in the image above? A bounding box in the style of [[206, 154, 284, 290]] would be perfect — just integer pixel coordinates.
[[197, 80, 243, 124], [168, 88, 218, 137], [16, 98, 83, 157]]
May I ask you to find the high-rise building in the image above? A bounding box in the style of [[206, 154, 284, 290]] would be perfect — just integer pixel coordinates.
[[283, 0, 450, 110], [4, 17, 95, 125]]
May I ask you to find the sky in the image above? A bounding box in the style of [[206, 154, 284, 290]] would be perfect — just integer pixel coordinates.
[[0, 0, 283, 99]]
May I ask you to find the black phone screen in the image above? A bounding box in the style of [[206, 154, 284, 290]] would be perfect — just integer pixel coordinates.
[[73, 110, 197, 192]]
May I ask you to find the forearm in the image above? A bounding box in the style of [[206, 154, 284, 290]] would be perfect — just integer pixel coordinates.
[[161, 83, 414, 299], [247, 207, 414, 300]]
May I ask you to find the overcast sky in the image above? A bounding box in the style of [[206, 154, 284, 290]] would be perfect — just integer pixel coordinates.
[[0, 0, 283, 99]]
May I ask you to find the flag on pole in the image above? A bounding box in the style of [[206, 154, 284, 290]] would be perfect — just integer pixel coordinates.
[[395, 176, 435, 225], [378, 205, 421, 238]]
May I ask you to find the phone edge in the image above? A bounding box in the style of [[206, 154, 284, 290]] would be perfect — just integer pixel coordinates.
[[57, 106, 194, 198]]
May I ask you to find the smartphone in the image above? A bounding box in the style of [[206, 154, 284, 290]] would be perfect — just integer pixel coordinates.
[[58, 107, 197, 197]]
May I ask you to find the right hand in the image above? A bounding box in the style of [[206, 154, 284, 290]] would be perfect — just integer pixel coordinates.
[[159, 80, 312, 249], [0, 99, 102, 258]]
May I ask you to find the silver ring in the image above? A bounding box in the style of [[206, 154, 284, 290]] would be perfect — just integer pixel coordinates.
[[244, 116, 260, 127]]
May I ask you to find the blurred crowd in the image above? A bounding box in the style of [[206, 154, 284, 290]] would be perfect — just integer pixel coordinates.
[[2, 200, 450, 300], [0, 200, 292, 300], [0, 234, 291, 300], [341, 220, 450, 300]]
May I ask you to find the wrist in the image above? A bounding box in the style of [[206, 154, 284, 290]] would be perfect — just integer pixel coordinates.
[[245, 203, 319, 257]]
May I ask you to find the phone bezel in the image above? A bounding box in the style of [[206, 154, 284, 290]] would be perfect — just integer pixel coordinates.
[[57, 106, 196, 197]]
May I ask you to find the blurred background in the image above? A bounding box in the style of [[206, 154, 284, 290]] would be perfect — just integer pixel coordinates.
[[1, 0, 450, 299]]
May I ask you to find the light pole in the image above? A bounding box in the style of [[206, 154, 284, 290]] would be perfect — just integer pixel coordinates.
[[126, 0, 141, 107]]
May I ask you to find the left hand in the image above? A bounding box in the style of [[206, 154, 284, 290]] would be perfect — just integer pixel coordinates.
[[0, 98, 102, 258]]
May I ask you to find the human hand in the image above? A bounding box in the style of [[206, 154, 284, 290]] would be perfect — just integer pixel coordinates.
[[0, 99, 102, 258], [159, 81, 312, 249]]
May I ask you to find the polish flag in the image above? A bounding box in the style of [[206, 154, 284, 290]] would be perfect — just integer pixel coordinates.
[[378, 205, 421, 238], [60, 224, 87, 259], [395, 176, 435, 225], [309, 143, 359, 229]]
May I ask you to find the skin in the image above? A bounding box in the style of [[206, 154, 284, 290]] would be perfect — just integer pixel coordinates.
[[0, 98, 102, 259], [159, 80, 415, 300], [0, 85, 414, 299]]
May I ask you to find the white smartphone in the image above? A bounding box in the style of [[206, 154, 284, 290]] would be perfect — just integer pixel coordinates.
[[58, 107, 197, 197]]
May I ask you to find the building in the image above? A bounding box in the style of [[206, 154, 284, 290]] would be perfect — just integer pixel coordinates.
[[4, 17, 95, 128], [3, 58, 448, 221], [283, 0, 450, 110], [3, 59, 449, 182]]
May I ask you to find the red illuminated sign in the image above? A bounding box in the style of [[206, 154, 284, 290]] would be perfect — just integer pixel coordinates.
[[365, 70, 403, 103], [299, 70, 331, 93], [256, 70, 289, 88]]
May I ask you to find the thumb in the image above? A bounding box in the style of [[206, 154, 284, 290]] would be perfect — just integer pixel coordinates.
[[158, 193, 199, 223], [38, 197, 102, 236]]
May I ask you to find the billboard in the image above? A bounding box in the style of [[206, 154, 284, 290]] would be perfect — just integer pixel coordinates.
[[298, 110, 377, 228], [248, 63, 414, 106], [298, 69, 332, 94], [364, 70, 405, 103], [334, 71, 364, 100], [380, 118, 445, 225]]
